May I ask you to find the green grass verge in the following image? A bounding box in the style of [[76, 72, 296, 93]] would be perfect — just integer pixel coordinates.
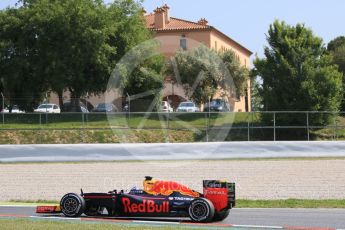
[[1, 113, 345, 143], [2, 199, 345, 209], [0, 219, 193, 230], [236, 199, 345, 208], [0, 112, 264, 143]]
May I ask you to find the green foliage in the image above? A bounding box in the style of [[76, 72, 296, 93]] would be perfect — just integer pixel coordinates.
[[125, 62, 165, 97], [250, 78, 263, 111], [110, 39, 165, 111], [327, 36, 345, 52], [328, 36, 345, 110], [0, 5, 47, 110], [0, 0, 151, 111], [168, 45, 249, 106], [236, 199, 345, 208], [331, 45, 345, 74], [221, 50, 250, 98], [253, 20, 343, 125]]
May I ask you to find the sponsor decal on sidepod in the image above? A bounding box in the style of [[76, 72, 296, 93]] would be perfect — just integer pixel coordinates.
[[122, 198, 169, 213]]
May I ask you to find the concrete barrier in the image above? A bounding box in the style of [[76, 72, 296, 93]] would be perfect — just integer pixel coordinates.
[[1, 141, 345, 162]]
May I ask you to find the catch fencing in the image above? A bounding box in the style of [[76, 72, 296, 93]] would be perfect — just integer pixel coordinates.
[[0, 111, 344, 144]]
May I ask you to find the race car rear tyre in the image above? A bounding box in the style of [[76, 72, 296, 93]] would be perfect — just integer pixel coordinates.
[[213, 209, 230, 221], [60, 193, 86, 217], [188, 198, 215, 222]]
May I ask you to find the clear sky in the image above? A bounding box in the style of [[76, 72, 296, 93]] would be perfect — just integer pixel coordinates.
[[1, 0, 344, 59]]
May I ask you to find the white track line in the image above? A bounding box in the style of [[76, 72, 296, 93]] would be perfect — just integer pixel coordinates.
[[30, 216, 81, 221], [232, 224, 283, 229], [2, 213, 341, 230], [133, 220, 180, 225], [0, 205, 37, 207]]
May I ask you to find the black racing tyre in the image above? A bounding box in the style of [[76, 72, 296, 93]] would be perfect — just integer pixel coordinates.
[[188, 198, 215, 222], [213, 209, 230, 221], [60, 193, 86, 217]]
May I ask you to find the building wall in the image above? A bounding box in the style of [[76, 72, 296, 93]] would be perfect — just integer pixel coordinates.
[[154, 29, 251, 112], [210, 31, 250, 67], [48, 29, 251, 112], [154, 30, 211, 57], [210, 31, 251, 112]]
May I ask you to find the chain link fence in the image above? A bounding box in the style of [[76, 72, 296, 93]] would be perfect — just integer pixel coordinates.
[[0, 111, 344, 144]]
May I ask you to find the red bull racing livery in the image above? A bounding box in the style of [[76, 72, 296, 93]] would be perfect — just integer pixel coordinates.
[[36, 176, 236, 222]]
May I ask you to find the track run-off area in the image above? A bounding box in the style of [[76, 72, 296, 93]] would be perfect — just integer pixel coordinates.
[[1, 141, 345, 229], [0, 206, 345, 229]]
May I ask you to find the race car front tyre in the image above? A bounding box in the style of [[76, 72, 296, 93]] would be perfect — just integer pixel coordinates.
[[60, 193, 86, 217], [188, 198, 215, 222], [213, 209, 230, 221]]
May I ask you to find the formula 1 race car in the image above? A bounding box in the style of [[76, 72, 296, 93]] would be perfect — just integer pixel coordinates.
[[37, 176, 235, 222]]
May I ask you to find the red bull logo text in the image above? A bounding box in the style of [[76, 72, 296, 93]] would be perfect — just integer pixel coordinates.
[[122, 198, 169, 213], [143, 180, 200, 197]]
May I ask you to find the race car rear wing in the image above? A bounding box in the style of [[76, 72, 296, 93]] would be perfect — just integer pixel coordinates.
[[203, 180, 235, 212]]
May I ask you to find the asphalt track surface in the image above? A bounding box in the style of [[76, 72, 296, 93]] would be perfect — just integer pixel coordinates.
[[0, 206, 344, 229], [1, 141, 345, 162]]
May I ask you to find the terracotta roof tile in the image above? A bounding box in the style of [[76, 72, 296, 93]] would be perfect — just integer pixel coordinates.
[[144, 9, 253, 55], [145, 14, 210, 31]]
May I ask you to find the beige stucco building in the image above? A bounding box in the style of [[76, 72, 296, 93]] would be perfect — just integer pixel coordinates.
[[48, 4, 252, 112], [145, 5, 252, 112]]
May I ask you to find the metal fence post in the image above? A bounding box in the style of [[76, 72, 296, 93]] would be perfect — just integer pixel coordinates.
[[333, 112, 337, 141], [273, 112, 276, 141], [1, 92, 4, 125], [306, 112, 310, 141], [205, 112, 209, 142], [167, 110, 170, 143], [126, 93, 131, 122], [247, 112, 250, 141], [39, 113, 42, 144], [82, 113, 85, 143]]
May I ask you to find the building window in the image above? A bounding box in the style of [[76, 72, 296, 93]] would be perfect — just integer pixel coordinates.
[[215, 41, 218, 50], [180, 38, 187, 50]]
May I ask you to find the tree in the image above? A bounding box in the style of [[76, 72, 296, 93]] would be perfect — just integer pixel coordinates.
[[253, 20, 343, 125], [328, 36, 345, 110], [0, 6, 48, 111], [168, 45, 250, 106], [124, 55, 165, 98], [328, 36, 345, 53], [0, 0, 152, 111], [250, 78, 263, 111]]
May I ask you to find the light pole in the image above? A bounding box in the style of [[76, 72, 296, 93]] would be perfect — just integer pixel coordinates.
[[1, 92, 4, 125], [126, 92, 130, 121]]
